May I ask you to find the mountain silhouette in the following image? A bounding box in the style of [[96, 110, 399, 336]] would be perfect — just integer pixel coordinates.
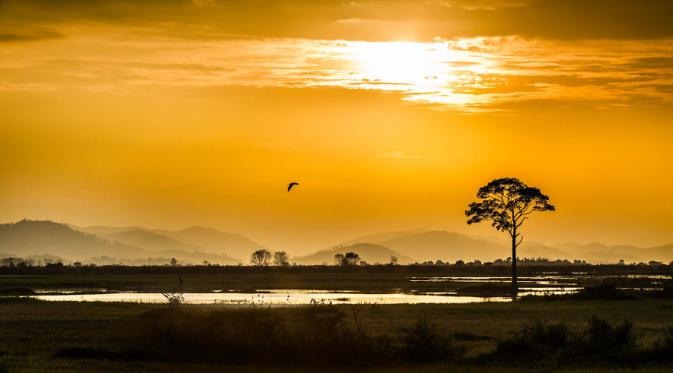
[[105, 229, 201, 253], [375, 231, 506, 261], [294, 242, 412, 265], [340, 230, 571, 262], [556, 242, 673, 263], [0, 220, 142, 260], [78, 225, 262, 261], [0, 220, 240, 264], [157, 226, 263, 261], [2, 221, 671, 264]]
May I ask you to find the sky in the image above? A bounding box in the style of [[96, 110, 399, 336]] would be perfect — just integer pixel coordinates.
[[1, 0, 672, 253]]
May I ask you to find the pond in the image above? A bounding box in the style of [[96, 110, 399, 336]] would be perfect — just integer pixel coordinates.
[[30, 289, 511, 305]]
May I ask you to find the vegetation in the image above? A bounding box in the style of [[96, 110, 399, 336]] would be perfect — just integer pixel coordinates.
[[466, 177, 555, 296], [250, 249, 272, 266], [273, 251, 290, 266], [334, 252, 361, 266], [0, 263, 670, 294], [1, 299, 673, 371]]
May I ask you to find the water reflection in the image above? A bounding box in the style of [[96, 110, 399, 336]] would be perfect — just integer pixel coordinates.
[[31, 290, 510, 305]]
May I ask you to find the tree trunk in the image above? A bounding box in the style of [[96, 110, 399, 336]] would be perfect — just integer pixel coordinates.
[[511, 229, 518, 299]]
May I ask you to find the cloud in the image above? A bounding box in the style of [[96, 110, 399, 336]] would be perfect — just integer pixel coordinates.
[[1, 30, 673, 111], [1, 0, 672, 41], [0, 30, 62, 42]]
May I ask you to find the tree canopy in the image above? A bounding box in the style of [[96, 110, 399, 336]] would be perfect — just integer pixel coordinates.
[[466, 177, 555, 243]]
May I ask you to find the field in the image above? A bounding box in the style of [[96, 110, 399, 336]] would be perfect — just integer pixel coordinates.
[[1, 264, 670, 293], [1, 298, 673, 372], [1, 266, 673, 371]]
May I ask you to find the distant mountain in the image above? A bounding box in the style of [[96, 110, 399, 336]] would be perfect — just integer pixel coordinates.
[[340, 229, 430, 246], [0, 220, 239, 265], [340, 230, 572, 262], [75, 225, 148, 236], [157, 226, 263, 261], [0, 220, 142, 260], [78, 225, 263, 261], [556, 242, 673, 264], [105, 229, 200, 253], [294, 243, 413, 265], [376, 231, 505, 261], [519, 242, 572, 260]]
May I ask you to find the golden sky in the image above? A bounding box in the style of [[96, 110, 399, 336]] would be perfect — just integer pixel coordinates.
[[1, 0, 672, 252]]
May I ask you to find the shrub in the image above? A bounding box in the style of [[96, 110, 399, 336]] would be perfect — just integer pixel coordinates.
[[399, 318, 464, 362], [133, 307, 392, 366], [648, 327, 673, 362], [578, 317, 635, 354], [491, 321, 569, 363]]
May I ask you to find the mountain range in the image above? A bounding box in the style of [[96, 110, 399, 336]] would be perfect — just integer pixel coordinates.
[[0, 220, 671, 265]]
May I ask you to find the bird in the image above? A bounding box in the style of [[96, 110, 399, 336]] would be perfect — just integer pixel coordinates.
[[287, 182, 299, 192]]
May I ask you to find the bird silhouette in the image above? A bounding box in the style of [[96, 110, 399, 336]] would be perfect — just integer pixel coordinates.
[[287, 182, 299, 192]]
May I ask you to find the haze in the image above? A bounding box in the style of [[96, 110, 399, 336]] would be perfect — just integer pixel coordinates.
[[1, 0, 672, 255]]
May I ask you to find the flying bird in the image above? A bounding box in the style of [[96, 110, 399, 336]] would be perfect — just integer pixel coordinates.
[[287, 182, 299, 192]]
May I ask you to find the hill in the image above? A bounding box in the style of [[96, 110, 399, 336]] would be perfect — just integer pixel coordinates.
[[557, 242, 673, 263], [376, 231, 505, 262], [78, 225, 263, 261], [294, 243, 413, 265], [157, 226, 263, 261], [0, 220, 240, 265], [0, 220, 142, 260], [104, 229, 200, 253]]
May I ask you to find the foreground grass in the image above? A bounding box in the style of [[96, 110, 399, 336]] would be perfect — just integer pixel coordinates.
[[0, 298, 672, 371]]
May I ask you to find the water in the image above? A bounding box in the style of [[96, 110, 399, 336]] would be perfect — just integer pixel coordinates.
[[30, 290, 510, 305], [22, 274, 670, 304]]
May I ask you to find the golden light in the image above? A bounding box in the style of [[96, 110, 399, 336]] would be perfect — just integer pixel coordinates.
[[333, 40, 497, 106]]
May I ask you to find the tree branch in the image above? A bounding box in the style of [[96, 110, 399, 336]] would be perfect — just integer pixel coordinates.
[[516, 217, 528, 228]]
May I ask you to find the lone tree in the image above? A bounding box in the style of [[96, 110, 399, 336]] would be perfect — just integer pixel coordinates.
[[465, 177, 554, 296], [250, 249, 272, 266]]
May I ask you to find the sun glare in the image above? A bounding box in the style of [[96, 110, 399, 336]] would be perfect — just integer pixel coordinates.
[[337, 40, 495, 107]]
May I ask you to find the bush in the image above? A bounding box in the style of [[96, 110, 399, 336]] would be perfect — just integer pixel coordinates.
[[399, 317, 463, 362], [132, 307, 392, 366], [575, 283, 635, 300], [491, 321, 569, 363], [490, 317, 638, 367], [648, 327, 673, 362], [579, 316, 635, 353]]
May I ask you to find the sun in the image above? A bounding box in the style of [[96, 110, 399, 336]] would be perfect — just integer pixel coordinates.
[[335, 40, 494, 106]]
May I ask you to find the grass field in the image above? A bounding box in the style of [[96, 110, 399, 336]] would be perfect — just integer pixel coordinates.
[[1, 298, 672, 372], [1, 264, 670, 293], [1, 267, 672, 371]]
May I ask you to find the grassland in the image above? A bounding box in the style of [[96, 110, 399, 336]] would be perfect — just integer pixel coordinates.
[[0, 298, 672, 372], [0, 264, 670, 293], [0, 266, 672, 371]]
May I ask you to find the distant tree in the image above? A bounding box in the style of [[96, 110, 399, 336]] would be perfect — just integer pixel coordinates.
[[250, 249, 272, 266], [334, 253, 346, 266], [389, 255, 398, 265], [465, 177, 554, 296], [273, 251, 290, 266], [344, 252, 361, 265], [202, 260, 210, 266], [455, 260, 464, 266], [170, 257, 178, 267], [334, 252, 361, 266], [73, 261, 82, 267]]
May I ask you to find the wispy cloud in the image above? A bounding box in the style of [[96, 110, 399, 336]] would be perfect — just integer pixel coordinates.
[[2, 32, 673, 111]]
